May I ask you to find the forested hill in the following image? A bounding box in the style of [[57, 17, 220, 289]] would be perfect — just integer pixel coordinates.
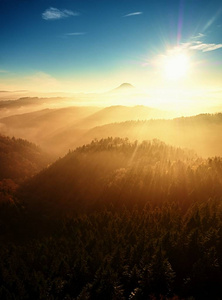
[[18, 137, 222, 216], [2, 137, 222, 299], [0, 135, 51, 183], [80, 113, 222, 157]]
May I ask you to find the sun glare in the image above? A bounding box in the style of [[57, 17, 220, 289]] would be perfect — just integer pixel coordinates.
[[163, 52, 190, 80]]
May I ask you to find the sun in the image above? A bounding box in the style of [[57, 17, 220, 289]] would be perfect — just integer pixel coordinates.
[[163, 52, 190, 81]]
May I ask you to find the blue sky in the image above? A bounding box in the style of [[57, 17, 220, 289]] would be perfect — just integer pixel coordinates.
[[0, 0, 222, 93]]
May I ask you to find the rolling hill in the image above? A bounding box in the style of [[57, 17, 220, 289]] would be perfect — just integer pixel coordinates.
[[0, 105, 170, 155], [18, 137, 222, 216], [0, 106, 100, 150], [0, 134, 51, 204], [0, 135, 51, 183], [2, 137, 222, 299], [77, 113, 222, 157]]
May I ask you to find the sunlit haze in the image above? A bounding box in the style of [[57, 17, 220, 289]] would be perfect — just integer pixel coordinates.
[[1, 2, 222, 297], [0, 0, 222, 113]]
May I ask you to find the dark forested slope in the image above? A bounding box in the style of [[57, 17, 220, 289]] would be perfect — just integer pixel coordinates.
[[1, 138, 222, 299], [0, 135, 51, 183], [18, 137, 222, 216]]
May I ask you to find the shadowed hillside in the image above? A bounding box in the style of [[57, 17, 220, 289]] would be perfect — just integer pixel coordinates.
[[0, 135, 52, 204], [1, 137, 222, 299], [18, 137, 222, 216], [0, 135, 51, 183]]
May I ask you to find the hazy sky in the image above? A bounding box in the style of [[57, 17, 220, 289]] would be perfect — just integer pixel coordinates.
[[1, 0, 222, 94]]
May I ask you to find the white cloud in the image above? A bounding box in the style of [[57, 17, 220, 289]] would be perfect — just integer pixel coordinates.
[[177, 34, 222, 53], [42, 7, 79, 20], [65, 32, 86, 36], [189, 42, 222, 52], [177, 33, 222, 52], [124, 12, 143, 17]]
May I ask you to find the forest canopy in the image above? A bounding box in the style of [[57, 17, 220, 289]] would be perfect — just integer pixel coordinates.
[[18, 137, 222, 216], [1, 137, 222, 299]]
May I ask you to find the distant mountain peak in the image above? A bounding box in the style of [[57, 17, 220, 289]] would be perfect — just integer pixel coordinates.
[[116, 83, 134, 90], [107, 83, 135, 94]]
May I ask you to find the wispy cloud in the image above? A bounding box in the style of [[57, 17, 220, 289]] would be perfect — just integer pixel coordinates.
[[65, 32, 86, 36], [192, 33, 205, 40], [123, 12, 143, 17], [203, 7, 222, 32], [42, 7, 79, 20], [174, 33, 222, 52], [189, 42, 222, 52]]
